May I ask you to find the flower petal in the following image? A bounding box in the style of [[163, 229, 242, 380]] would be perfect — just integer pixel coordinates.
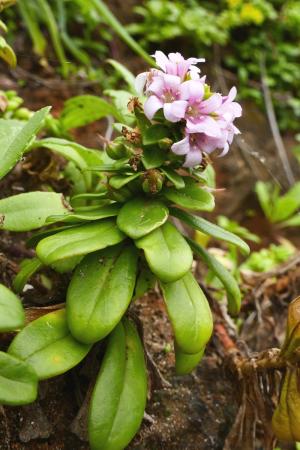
[[152, 51, 169, 71], [135, 72, 148, 95], [187, 116, 221, 137], [171, 136, 190, 155], [163, 100, 187, 122], [144, 95, 163, 120], [183, 150, 203, 168], [180, 80, 204, 101], [148, 76, 164, 96], [199, 93, 222, 114]]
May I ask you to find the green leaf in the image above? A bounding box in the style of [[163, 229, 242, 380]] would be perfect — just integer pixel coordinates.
[[60, 95, 123, 130], [133, 265, 156, 300], [0, 284, 25, 332], [143, 124, 169, 146], [272, 182, 300, 222], [26, 224, 78, 248], [0, 106, 50, 180], [109, 173, 140, 190], [163, 178, 215, 211], [8, 309, 91, 380], [135, 221, 193, 282], [281, 213, 300, 227], [31, 138, 103, 189], [104, 90, 134, 125], [13, 258, 43, 294], [170, 207, 250, 255], [141, 145, 166, 169], [67, 245, 138, 344], [88, 319, 147, 450], [188, 238, 241, 316], [117, 197, 169, 239], [0, 36, 16, 67], [175, 344, 204, 375], [161, 167, 185, 189], [36, 219, 125, 265], [47, 204, 121, 224], [91, 0, 154, 66], [107, 59, 136, 93], [160, 271, 213, 354], [0, 351, 38, 405], [0, 191, 71, 231]]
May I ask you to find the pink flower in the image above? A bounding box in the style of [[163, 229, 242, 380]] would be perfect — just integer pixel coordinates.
[[171, 122, 241, 168], [135, 51, 205, 95], [153, 51, 205, 80], [144, 74, 190, 122]]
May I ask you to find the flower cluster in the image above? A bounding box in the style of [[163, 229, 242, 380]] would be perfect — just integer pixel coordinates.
[[135, 51, 242, 168]]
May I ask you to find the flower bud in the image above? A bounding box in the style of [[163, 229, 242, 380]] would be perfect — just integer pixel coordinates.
[[106, 137, 132, 160], [158, 138, 173, 150], [142, 170, 164, 194]]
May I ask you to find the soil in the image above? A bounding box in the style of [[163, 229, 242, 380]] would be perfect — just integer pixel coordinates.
[[0, 9, 300, 449]]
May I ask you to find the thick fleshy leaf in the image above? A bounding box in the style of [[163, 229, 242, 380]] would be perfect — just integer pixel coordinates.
[[36, 219, 125, 265], [135, 221, 193, 282], [109, 173, 140, 190], [0, 192, 71, 231], [88, 319, 147, 450], [188, 239, 241, 316], [161, 167, 185, 189], [141, 145, 166, 169], [175, 344, 205, 375], [0, 107, 50, 180], [0, 351, 38, 405], [0, 284, 25, 332], [133, 265, 156, 300], [272, 368, 300, 441], [67, 245, 138, 344], [47, 204, 121, 224], [171, 207, 250, 255], [60, 95, 123, 130], [160, 272, 213, 354], [8, 309, 91, 380], [163, 178, 214, 211], [117, 198, 169, 239], [143, 124, 169, 146]]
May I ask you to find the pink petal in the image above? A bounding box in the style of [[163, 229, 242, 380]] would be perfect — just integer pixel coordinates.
[[226, 87, 237, 103], [180, 80, 204, 101], [163, 100, 187, 122], [148, 76, 164, 96], [199, 93, 222, 114], [152, 51, 169, 71], [144, 95, 163, 120], [187, 116, 221, 137], [168, 52, 184, 63], [171, 136, 190, 155], [135, 72, 148, 95], [183, 150, 202, 168], [162, 74, 181, 90]]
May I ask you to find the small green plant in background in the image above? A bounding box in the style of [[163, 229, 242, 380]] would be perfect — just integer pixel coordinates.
[[255, 180, 300, 227], [0, 0, 16, 67], [3, 0, 153, 77]]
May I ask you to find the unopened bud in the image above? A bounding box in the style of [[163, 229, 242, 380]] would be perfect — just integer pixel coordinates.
[[158, 137, 173, 150], [106, 137, 132, 160], [142, 170, 164, 194]]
